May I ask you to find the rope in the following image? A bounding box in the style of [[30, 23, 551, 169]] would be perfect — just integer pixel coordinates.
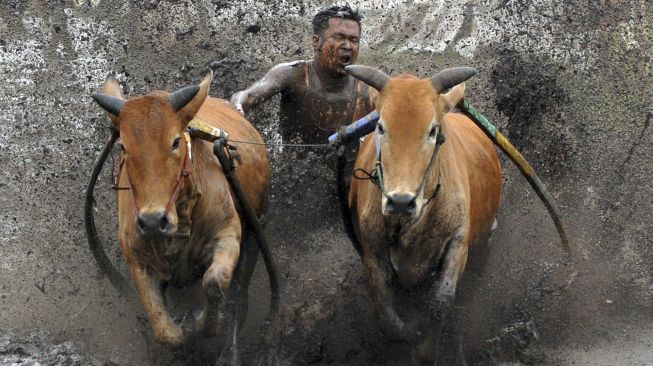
[[85, 129, 128, 291], [353, 167, 379, 184], [227, 139, 332, 149]]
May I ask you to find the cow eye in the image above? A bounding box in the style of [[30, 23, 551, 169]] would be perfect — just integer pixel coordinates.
[[429, 125, 437, 137], [117, 142, 126, 152], [172, 137, 180, 150], [377, 124, 385, 135]]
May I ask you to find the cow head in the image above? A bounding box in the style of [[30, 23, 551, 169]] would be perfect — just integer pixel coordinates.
[[92, 72, 213, 239], [346, 65, 475, 217]]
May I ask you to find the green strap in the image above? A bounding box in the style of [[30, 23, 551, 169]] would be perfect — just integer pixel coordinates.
[[460, 100, 497, 136]]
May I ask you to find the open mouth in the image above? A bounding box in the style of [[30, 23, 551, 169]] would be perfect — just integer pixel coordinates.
[[339, 54, 352, 66]]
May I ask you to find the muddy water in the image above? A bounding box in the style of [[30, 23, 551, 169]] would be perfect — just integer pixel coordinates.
[[1, 1, 651, 365]]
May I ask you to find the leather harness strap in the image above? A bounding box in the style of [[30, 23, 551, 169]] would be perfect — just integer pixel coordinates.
[[118, 133, 192, 217], [164, 146, 192, 216]]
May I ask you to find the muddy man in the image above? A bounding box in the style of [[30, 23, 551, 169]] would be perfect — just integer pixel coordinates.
[[230, 5, 373, 144]]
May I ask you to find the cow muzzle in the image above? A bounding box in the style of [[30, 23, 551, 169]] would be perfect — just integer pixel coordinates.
[[136, 211, 176, 239], [383, 191, 418, 217]]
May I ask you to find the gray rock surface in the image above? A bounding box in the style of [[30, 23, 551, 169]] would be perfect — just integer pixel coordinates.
[[0, 1, 651, 365]]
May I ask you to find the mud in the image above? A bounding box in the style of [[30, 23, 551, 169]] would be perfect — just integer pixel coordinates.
[[0, 330, 88, 366], [1, 1, 651, 366]]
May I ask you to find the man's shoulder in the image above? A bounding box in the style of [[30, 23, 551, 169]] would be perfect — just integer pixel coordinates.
[[266, 60, 311, 94], [276, 59, 309, 68]]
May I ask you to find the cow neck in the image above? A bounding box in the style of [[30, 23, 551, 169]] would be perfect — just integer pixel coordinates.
[[375, 128, 445, 205], [118, 133, 193, 217]]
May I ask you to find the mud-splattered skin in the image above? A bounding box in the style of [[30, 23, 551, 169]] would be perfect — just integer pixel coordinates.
[[347, 68, 503, 364], [94, 73, 271, 363], [231, 18, 372, 143]]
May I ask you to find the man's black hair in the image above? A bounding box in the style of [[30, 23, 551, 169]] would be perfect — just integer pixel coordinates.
[[312, 4, 362, 35]]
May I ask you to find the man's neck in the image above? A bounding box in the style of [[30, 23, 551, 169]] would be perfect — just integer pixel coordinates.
[[313, 60, 350, 92]]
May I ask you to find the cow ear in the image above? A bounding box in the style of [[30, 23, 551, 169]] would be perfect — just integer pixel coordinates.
[[103, 74, 124, 99], [93, 74, 125, 125], [439, 83, 466, 112], [174, 70, 212, 124], [369, 87, 380, 109]]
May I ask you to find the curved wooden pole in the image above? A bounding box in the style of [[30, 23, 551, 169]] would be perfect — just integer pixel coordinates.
[[458, 99, 574, 256]]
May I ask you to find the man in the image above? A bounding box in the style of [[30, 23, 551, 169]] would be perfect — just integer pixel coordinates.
[[230, 7, 373, 364], [230, 5, 373, 144]]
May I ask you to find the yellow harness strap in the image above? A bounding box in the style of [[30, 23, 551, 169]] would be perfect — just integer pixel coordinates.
[[187, 117, 229, 143]]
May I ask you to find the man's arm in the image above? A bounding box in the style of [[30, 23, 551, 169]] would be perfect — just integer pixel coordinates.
[[230, 61, 303, 114]]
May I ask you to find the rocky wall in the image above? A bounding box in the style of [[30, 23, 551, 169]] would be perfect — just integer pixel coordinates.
[[0, 1, 651, 365]]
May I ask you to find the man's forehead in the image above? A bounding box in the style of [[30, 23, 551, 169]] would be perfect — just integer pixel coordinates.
[[325, 17, 360, 34]]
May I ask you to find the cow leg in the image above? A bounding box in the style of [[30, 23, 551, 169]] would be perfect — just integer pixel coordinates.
[[129, 263, 187, 349], [414, 231, 469, 366], [195, 231, 241, 339], [216, 231, 259, 366], [365, 253, 415, 340]]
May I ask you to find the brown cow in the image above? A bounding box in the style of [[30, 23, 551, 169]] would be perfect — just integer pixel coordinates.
[[92, 72, 271, 365], [346, 65, 502, 365]]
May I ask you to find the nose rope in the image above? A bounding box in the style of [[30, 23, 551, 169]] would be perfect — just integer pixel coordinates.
[[354, 129, 446, 205], [117, 134, 192, 219], [413, 130, 445, 202], [163, 147, 192, 216]]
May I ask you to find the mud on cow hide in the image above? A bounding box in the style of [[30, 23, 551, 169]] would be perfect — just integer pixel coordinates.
[[90, 71, 274, 365], [345, 65, 503, 365]]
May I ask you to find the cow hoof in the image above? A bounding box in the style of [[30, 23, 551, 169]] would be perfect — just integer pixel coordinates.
[[174, 310, 198, 334], [155, 326, 188, 350], [194, 308, 224, 338]]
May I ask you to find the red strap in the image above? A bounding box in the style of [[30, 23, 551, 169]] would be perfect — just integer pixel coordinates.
[[122, 142, 192, 217], [164, 145, 192, 216]]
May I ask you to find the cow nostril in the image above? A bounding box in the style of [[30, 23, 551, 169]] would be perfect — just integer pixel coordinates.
[[136, 213, 170, 236], [159, 215, 169, 231], [137, 216, 146, 231], [386, 198, 395, 209], [387, 193, 417, 214]]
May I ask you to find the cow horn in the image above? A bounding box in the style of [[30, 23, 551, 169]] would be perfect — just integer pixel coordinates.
[[92, 93, 125, 116], [345, 65, 390, 91], [169, 85, 200, 111], [431, 67, 477, 93]]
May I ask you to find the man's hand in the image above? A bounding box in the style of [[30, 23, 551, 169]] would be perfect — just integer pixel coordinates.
[[229, 61, 299, 117], [229, 92, 246, 116]]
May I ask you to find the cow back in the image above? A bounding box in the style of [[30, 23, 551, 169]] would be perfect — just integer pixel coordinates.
[[194, 97, 270, 217]]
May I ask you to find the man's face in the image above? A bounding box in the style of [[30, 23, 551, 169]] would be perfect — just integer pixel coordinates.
[[313, 18, 360, 76]]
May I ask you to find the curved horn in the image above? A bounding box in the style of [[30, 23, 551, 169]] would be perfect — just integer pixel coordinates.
[[345, 65, 390, 91], [431, 67, 477, 93], [169, 85, 200, 111], [92, 94, 125, 116]]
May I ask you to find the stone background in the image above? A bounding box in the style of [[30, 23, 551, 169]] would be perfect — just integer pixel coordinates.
[[0, 0, 651, 365]]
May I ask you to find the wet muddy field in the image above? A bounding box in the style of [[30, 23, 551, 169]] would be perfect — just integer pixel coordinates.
[[1, 1, 651, 365]]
